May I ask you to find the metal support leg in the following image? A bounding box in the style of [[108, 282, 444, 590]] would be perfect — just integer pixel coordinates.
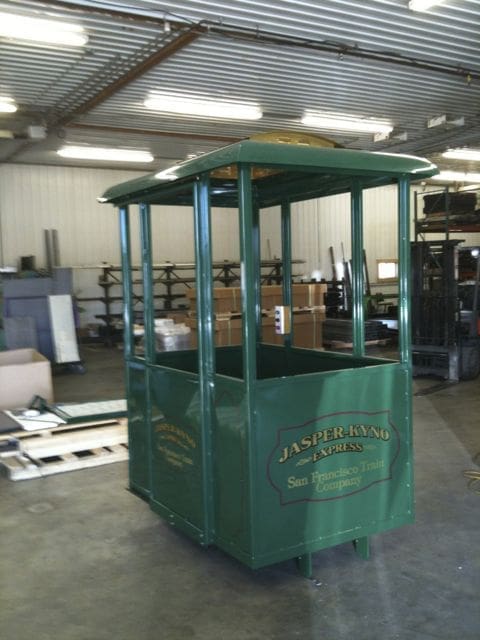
[[353, 536, 370, 560], [296, 553, 313, 578]]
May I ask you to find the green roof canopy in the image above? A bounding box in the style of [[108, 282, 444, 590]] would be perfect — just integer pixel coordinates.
[[100, 140, 438, 208]]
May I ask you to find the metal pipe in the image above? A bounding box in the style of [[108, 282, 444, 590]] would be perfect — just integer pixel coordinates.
[[351, 180, 365, 356], [52, 229, 60, 267], [398, 176, 411, 366], [44, 229, 53, 273], [119, 205, 133, 360], [281, 200, 293, 347], [238, 163, 257, 554], [252, 203, 262, 342], [139, 202, 155, 364], [193, 174, 216, 545]]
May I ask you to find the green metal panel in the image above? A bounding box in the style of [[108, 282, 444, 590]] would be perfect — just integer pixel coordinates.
[[212, 374, 250, 559], [148, 365, 206, 542], [251, 361, 412, 567], [127, 361, 151, 498]]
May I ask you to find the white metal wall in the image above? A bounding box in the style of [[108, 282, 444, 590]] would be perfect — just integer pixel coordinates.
[[0, 163, 245, 266], [2, 163, 480, 325], [261, 186, 399, 285]]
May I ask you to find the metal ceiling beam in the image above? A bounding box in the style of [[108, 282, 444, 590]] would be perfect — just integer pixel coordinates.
[[37, 0, 480, 82], [68, 123, 242, 143], [34, 1, 480, 82], [36, 0, 188, 30], [59, 28, 201, 123]]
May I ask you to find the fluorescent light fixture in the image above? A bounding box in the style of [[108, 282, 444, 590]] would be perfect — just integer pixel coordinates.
[[144, 94, 263, 120], [408, 0, 444, 11], [57, 146, 154, 163], [302, 113, 393, 134], [427, 114, 464, 128], [0, 12, 88, 47], [443, 148, 480, 161], [432, 171, 480, 183], [0, 97, 17, 113]]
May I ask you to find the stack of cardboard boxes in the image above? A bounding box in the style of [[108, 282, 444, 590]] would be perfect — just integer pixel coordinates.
[[185, 283, 326, 350]]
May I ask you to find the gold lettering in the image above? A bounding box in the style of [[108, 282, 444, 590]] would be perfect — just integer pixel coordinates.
[[300, 435, 313, 449]]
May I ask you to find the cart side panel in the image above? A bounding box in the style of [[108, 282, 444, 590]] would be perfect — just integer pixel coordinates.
[[253, 362, 413, 566], [148, 365, 206, 539], [212, 376, 251, 560], [127, 361, 151, 498]]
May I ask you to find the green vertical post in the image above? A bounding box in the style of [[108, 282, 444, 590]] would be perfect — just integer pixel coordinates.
[[238, 163, 257, 554], [281, 200, 293, 346], [252, 202, 262, 342], [138, 202, 154, 498], [193, 175, 216, 545], [119, 205, 133, 360], [139, 202, 155, 364], [398, 176, 411, 367], [351, 180, 365, 356], [239, 164, 258, 384]]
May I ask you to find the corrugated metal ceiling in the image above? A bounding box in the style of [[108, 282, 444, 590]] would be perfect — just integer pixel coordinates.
[[0, 0, 479, 172]]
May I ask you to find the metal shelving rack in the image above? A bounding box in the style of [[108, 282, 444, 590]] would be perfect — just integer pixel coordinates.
[[412, 187, 480, 381], [78, 259, 305, 343]]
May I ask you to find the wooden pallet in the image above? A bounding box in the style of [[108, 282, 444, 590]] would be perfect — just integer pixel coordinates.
[[0, 419, 128, 481]]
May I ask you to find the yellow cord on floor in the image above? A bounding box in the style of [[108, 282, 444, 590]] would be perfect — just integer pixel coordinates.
[[464, 452, 480, 494]]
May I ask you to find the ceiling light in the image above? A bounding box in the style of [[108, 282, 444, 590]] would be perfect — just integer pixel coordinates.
[[408, 0, 444, 11], [0, 12, 88, 47], [57, 146, 154, 163], [427, 114, 464, 129], [302, 113, 393, 134], [443, 148, 480, 161], [432, 171, 480, 183], [144, 95, 263, 120], [0, 97, 17, 113]]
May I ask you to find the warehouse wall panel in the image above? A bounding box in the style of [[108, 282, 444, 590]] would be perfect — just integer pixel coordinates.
[[3, 164, 480, 326]]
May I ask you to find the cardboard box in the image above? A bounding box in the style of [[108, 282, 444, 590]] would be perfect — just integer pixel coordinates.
[[292, 283, 327, 308], [186, 317, 242, 348], [0, 348, 54, 410], [187, 309, 325, 350], [291, 310, 325, 350], [187, 283, 327, 314], [187, 288, 242, 314]]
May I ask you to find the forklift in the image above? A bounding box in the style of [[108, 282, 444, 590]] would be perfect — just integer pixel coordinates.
[[411, 239, 480, 381]]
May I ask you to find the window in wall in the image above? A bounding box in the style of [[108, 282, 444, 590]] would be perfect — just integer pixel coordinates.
[[377, 259, 398, 282]]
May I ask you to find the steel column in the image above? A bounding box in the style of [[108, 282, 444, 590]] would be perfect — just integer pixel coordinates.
[[238, 163, 257, 554], [139, 202, 155, 364], [398, 177, 411, 366], [252, 203, 262, 341], [351, 180, 365, 356], [281, 200, 293, 346], [119, 205, 133, 359], [193, 175, 216, 544]]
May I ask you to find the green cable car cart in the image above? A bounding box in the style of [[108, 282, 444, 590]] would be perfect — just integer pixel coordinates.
[[101, 136, 437, 576]]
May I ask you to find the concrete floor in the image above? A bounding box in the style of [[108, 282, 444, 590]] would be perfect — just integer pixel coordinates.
[[1, 346, 479, 640]]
